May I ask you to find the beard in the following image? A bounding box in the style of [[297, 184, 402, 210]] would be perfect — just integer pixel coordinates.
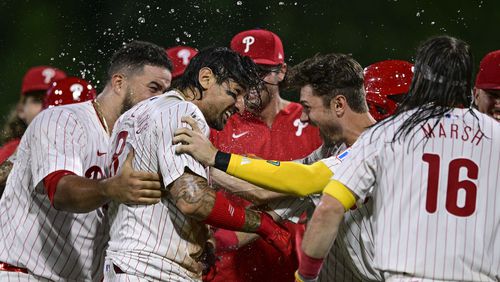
[[318, 123, 343, 147], [120, 89, 135, 114]]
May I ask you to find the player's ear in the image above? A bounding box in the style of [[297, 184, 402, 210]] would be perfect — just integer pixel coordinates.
[[111, 73, 126, 96], [277, 63, 287, 82], [331, 95, 347, 117], [472, 88, 479, 107], [198, 67, 215, 92]]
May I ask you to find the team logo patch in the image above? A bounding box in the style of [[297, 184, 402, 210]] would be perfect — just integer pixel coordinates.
[[336, 148, 350, 162], [266, 160, 280, 166]]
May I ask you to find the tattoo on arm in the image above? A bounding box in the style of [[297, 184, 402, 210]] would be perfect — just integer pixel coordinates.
[[242, 210, 261, 232], [170, 169, 216, 221]]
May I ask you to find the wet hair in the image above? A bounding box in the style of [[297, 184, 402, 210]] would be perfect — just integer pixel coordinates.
[[174, 47, 262, 98], [106, 40, 172, 82], [375, 35, 474, 143], [286, 53, 367, 113]]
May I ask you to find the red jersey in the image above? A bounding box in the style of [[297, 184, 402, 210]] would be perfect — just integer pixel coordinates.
[[206, 102, 321, 282], [210, 102, 322, 160], [0, 139, 20, 164]]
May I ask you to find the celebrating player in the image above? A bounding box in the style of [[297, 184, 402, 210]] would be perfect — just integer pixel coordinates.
[[0, 41, 172, 281], [300, 35, 499, 281], [206, 29, 322, 282], [103, 47, 292, 281], [473, 49, 500, 121]]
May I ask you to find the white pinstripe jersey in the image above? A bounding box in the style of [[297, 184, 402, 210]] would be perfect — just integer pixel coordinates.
[[268, 142, 384, 282], [333, 108, 500, 281], [0, 101, 110, 281], [105, 91, 210, 281]]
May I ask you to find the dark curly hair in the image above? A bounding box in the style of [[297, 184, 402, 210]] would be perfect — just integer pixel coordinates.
[[106, 40, 173, 82], [286, 53, 367, 113], [174, 47, 262, 98]]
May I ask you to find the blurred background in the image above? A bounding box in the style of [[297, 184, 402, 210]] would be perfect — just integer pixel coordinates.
[[1, 0, 498, 115]]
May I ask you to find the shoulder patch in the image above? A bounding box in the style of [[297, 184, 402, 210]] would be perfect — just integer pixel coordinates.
[[336, 148, 350, 162]]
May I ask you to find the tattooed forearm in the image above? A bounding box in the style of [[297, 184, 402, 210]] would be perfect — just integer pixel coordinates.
[[170, 171, 216, 221], [242, 210, 261, 232], [0, 161, 14, 196]]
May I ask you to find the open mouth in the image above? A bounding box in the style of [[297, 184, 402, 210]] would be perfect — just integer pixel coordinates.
[[492, 110, 500, 121], [222, 108, 236, 124]]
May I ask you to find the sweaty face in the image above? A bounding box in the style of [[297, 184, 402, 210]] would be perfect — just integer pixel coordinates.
[[246, 65, 282, 113], [203, 80, 244, 130], [474, 88, 500, 122], [299, 85, 342, 146], [121, 65, 172, 113]]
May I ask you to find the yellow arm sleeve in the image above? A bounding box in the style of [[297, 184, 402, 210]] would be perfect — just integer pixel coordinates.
[[225, 154, 333, 197], [322, 179, 356, 211]]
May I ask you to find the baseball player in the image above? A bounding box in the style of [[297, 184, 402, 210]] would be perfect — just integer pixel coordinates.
[[166, 45, 198, 82], [205, 29, 322, 282], [103, 47, 292, 282], [43, 76, 97, 108], [473, 49, 500, 121], [0, 41, 172, 281], [300, 35, 500, 281]]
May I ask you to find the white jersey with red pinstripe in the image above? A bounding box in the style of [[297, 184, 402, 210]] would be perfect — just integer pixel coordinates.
[[333, 108, 500, 281], [0, 101, 110, 281], [104, 91, 210, 281]]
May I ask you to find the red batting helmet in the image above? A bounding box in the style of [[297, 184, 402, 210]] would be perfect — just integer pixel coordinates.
[[166, 46, 198, 79], [44, 77, 97, 109], [364, 60, 414, 121]]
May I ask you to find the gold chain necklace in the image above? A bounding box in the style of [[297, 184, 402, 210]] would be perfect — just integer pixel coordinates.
[[92, 99, 110, 135]]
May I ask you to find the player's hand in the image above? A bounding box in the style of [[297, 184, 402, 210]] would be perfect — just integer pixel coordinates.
[[103, 150, 162, 205], [294, 270, 318, 282], [256, 212, 293, 257], [173, 116, 218, 166]]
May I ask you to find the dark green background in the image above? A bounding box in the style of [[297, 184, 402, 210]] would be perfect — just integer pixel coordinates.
[[1, 0, 498, 117]]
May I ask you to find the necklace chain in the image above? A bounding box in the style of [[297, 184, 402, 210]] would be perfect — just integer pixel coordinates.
[[92, 100, 110, 135]]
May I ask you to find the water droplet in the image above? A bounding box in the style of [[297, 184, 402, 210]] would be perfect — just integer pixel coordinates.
[[236, 1, 242, 5], [138, 17, 145, 23], [169, 8, 175, 13]]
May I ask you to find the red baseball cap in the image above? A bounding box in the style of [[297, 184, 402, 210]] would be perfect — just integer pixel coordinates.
[[475, 50, 500, 90], [21, 66, 67, 95], [230, 29, 285, 66], [166, 46, 198, 79]]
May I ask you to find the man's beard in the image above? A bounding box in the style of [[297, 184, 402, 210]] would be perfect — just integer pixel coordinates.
[[319, 125, 343, 147], [120, 90, 134, 114]]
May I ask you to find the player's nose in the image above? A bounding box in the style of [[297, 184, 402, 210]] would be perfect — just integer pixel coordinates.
[[235, 95, 245, 114]]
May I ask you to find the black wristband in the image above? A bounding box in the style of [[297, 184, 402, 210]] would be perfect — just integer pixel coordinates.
[[214, 151, 231, 171]]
